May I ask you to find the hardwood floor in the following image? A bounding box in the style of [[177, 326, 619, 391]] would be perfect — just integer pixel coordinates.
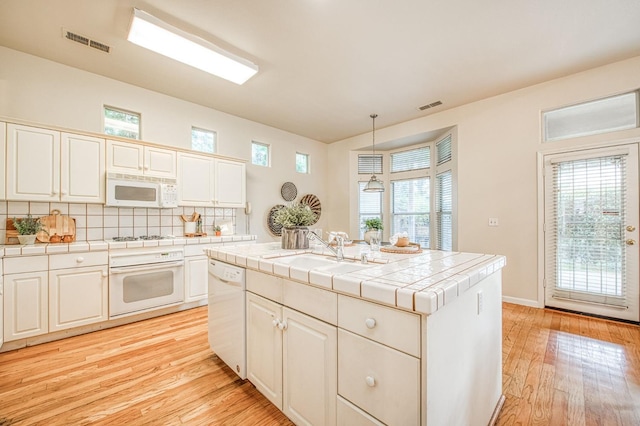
[[0, 303, 638, 425]]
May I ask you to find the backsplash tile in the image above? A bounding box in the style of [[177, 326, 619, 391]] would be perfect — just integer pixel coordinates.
[[0, 201, 236, 242]]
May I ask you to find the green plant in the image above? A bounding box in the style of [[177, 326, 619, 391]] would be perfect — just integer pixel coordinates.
[[12, 214, 45, 235], [274, 203, 317, 228], [214, 225, 221, 232], [363, 218, 383, 230]]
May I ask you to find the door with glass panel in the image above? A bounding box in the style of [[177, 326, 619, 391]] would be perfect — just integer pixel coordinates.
[[543, 144, 639, 322]]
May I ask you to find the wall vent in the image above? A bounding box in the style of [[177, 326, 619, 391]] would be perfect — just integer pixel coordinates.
[[418, 100, 443, 111], [63, 28, 111, 53]]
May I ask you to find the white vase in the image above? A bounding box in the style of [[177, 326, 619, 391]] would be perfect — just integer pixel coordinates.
[[17, 234, 36, 245]]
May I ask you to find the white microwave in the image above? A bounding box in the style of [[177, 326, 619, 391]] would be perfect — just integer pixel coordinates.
[[106, 173, 178, 208]]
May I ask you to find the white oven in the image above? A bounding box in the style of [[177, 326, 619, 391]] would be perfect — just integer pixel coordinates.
[[109, 247, 185, 318]]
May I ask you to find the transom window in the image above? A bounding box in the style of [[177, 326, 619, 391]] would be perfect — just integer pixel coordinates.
[[191, 127, 216, 153], [252, 141, 270, 167], [358, 154, 383, 174], [391, 146, 430, 173], [296, 152, 309, 173], [104, 106, 140, 140]]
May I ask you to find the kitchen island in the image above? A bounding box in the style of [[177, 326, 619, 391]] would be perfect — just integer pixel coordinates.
[[205, 242, 506, 426]]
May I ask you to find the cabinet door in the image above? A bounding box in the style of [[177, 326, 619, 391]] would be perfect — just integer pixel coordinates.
[[3, 271, 48, 341], [6, 124, 60, 201], [247, 292, 283, 409], [61, 133, 105, 203], [107, 140, 144, 174], [185, 255, 208, 302], [177, 152, 215, 206], [144, 146, 176, 178], [48, 266, 108, 332], [214, 159, 246, 208], [0, 122, 6, 200], [0, 275, 4, 347], [283, 307, 337, 426]]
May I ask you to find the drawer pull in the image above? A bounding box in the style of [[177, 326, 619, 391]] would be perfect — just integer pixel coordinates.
[[365, 376, 376, 387], [365, 318, 377, 329], [76, 256, 85, 263]]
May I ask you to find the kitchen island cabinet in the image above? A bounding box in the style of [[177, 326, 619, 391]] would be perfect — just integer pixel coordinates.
[[0, 122, 5, 200], [206, 243, 506, 426]]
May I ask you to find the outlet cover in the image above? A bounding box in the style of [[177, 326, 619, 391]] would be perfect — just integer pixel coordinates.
[[488, 218, 499, 227]]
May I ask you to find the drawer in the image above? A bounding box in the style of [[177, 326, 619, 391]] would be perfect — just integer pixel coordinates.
[[338, 295, 421, 356], [4, 255, 48, 274], [247, 269, 283, 304], [283, 279, 337, 325], [337, 396, 384, 426], [338, 329, 420, 426], [49, 251, 108, 270]]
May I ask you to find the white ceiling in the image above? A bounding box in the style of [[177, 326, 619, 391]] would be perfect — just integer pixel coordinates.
[[1, 0, 639, 143]]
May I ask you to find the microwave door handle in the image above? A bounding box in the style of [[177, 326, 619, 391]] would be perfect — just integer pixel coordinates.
[[109, 261, 184, 274]]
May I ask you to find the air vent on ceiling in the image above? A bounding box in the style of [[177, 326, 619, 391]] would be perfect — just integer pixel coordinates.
[[418, 100, 443, 111], [63, 28, 111, 53]]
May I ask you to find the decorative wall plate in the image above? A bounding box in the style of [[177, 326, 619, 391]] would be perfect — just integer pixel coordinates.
[[299, 194, 321, 225], [280, 182, 298, 201], [268, 204, 285, 236]]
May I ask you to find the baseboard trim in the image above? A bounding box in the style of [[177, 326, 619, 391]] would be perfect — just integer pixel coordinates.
[[489, 394, 506, 426], [502, 296, 541, 308]]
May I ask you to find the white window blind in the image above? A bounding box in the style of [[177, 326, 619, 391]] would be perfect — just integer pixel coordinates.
[[391, 147, 430, 173], [358, 154, 383, 174], [436, 170, 452, 250], [436, 135, 452, 165], [358, 181, 382, 238], [391, 178, 430, 246], [546, 154, 627, 307]]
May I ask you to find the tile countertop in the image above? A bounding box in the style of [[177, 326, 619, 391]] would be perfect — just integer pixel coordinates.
[[0, 235, 256, 257], [204, 242, 506, 316]]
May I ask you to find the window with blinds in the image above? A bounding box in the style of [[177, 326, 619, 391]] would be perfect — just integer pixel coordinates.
[[358, 154, 383, 174], [546, 154, 627, 307], [436, 170, 452, 250], [358, 181, 382, 239], [390, 147, 430, 173], [391, 178, 430, 246], [436, 135, 452, 165]]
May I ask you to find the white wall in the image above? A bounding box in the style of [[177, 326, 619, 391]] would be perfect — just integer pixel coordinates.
[[328, 55, 640, 305], [0, 47, 328, 242]]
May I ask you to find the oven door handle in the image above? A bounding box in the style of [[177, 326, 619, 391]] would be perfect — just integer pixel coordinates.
[[109, 261, 185, 274]]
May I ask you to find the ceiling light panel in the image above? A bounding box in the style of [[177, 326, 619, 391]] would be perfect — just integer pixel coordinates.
[[127, 8, 258, 85]]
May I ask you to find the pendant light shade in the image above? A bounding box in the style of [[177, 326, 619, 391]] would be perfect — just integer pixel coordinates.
[[363, 113, 384, 192]]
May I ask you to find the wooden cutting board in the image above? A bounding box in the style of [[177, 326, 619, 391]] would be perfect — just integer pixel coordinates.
[[37, 210, 76, 243]]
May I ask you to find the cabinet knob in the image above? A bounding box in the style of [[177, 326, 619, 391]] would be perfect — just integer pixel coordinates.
[[102, 272, 108, 277], [76, 256, 85, 263], [272, 319, 280, 328], [278, 320, 287, 331], [365, 318, 376, 329], [365, 376, 376, 387]]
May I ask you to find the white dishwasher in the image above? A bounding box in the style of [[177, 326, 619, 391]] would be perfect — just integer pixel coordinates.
[[208, 259, 247, 379]]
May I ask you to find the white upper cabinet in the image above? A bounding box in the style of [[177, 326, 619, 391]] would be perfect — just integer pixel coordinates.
[[107, 140, 176, 178], [6, 124, 61, 202], [177, 152, 215, 206], [61, 133, 105, 203], [0, 122, 6, 200], [214, 158, 246, 208]]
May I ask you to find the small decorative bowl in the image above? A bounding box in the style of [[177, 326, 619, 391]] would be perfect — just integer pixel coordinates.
[[395, 236, 410, 247]]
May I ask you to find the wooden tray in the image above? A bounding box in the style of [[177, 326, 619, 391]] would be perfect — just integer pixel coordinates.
[[380, 243, 422, 254]]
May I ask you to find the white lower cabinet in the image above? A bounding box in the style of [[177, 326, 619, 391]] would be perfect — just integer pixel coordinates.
[[185, 255, 208, 302], [48, 263, 108, 332], [247, 291, 337, 426], [3, 255, 49, 341]]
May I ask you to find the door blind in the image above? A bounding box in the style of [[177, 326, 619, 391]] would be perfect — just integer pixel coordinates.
[[546, 154, 628, 307]]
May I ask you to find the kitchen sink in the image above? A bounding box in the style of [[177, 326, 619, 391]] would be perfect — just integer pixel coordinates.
[[274, 254, 338, 269], [316, 262, 373, 274]]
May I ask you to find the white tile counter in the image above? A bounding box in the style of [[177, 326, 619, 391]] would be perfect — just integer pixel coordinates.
[[205, 242, 505, 315]]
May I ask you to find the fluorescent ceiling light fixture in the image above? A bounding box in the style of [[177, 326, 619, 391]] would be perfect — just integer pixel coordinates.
[[127, 8, 258, 85]]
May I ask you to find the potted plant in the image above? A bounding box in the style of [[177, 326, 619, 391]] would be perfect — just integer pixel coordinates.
[[274, 203, 318, 249], [362, 218, 383, 244], [12, 214, 45, 245], [214, 225, 222, 236]]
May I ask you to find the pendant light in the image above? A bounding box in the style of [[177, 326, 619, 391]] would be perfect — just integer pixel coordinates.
[[363, 113, 385, 192]]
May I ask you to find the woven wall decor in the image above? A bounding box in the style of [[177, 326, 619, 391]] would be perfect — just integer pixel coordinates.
[[267, 204, 285, 236], [280, 182, 297, 201], [299, 194, 321, 225]]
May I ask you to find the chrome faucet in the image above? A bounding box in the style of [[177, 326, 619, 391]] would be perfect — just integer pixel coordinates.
[[307, 231, 344, 262]]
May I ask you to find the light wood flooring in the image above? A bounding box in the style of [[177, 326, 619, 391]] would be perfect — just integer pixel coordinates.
[[0, 303, 638, 425]]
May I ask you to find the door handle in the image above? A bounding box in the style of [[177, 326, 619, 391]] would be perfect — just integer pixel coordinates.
[[626, 239, 636, 246], [626, 225, 636, 232]]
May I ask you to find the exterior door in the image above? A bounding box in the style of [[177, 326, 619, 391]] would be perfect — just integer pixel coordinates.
[[544, 144, 639, 322]]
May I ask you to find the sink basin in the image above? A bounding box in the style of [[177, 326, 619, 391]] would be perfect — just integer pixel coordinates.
[[316, 262, 374, 274], [274, 254, 337, 269]]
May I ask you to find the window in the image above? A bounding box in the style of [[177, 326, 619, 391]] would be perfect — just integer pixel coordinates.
[[543, 91, 639, 142], [296, 152, 309, 173], [391, 178, 430, 247], [104, 106, 140, 139], [358, 154, 383, 174], [391, 147, 430, 172], [435, 171, 452, 250], [252, 141, 270, 167], [436, 135, 452, 165], [358, 181, 382, 239], [191, 127, 216, 153]]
